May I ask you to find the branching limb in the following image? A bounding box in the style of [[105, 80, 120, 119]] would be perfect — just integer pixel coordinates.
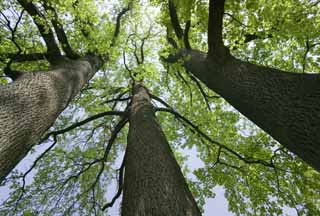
[[0, 9, 24, 53], [102, 117, 128, 161], [132, 40, 141, 65], [10, 112, 127, 211], [11, 111, 125, 189], [101, 96, 131, 106], [188, 73, 213, 110], [17, 0, 62, 64], [174, 70, 193, 106], [42, 1, 79, 59], [13, 135, 58, 212], [111, 2, 132, 47], [167, 0, 192, 49], [211, 147, 244, 172], [0, 9, 25, 80], [40, 111, 125, 144], [155, 106, 275, 168], [123, 50, 136, 83]]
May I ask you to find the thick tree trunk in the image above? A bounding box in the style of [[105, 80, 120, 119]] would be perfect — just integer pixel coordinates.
[[122, 84, 201, 216], [0, 55, 101, 182], [179, 49, 320, 171]]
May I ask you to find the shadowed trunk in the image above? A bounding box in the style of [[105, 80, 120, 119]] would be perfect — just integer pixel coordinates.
[[122, 83, 201, 215], [165, 0, 320, 171], [178, 49, 320, 171], [0, 55, 102, 182]]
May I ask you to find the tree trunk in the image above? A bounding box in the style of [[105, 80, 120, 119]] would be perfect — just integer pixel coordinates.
[[179, 49, 320, 172], [0, 55, 102, 182], [122, 83, 201, 216]]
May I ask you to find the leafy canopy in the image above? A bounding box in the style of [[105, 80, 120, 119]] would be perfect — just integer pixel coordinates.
[[0, 0, 320, 215]]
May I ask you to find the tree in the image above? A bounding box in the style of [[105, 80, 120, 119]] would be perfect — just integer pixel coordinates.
[[0, 0, 320, 216], [122, 83, 200, 215], [0, 0, 129, 182], [164, 0, 320, 172]]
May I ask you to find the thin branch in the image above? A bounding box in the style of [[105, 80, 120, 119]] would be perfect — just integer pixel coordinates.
[[132, 39, 141, 65], [123, 50, 135, 82], [166, 32, 178, 48], [175, 70, 193, 106], [111, 3, 132, 47], [188, 74, 212, 110], [40, 111, 125, 144], [184, 20, 192, 50], [102, 117, 128, 161], [224, 12, 247, 27], [111, 91, 130, 110], [101, 153, 125, 210], [11, 111, 125, 186], [155, 106, 275, 168], [0, 9, 25, 80], [0, 9, 24, 53], [101, 96, 131, 106], [14, 135, 58, 212]]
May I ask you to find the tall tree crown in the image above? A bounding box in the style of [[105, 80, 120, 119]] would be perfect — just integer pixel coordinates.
[[0, 0, 320, 215]]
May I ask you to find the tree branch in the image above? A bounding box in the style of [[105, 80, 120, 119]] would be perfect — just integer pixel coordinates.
[[184, 20, 192, 50], [155, 106, 275, 168], [0, 9, 26, 80], [168, 0, 183, 39], [102, 117, 128, 161], [207, 0, 228, 58], [2, 52, 46, 62], [166, 27, 178, 48], [101, 153, 125, 210], [111, 3, 132, 47], [42, 2, 79, 59], [17, 0, 62, 64], [123, 50, 135, 82], [40, 111, 125, 144]]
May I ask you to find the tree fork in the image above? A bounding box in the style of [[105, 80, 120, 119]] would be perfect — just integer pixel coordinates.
[[122, 83, 201, 215], [166, 0, 320, 172]]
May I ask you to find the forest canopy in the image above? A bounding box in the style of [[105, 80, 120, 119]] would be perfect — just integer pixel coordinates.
[[0, 0, 320, 215]]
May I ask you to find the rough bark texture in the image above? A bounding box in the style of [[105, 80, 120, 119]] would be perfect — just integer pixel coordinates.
[[0, 56, 101, 182], [122, 84, 201, 216], [181, 49, 320, 171]]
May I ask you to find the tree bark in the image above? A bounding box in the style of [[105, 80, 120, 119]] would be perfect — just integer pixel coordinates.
[[122, 83, 201, 216], [0, 55, 102, 182], [177, 49, 320, 172]]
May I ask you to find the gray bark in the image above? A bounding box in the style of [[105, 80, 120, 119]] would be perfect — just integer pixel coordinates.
[[0, 55, 102, 182], [178, 49, 320, 172], [122, 83, 201, 216]]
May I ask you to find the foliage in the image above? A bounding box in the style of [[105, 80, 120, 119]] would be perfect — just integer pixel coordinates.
[[1, 0, 320, 215]]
